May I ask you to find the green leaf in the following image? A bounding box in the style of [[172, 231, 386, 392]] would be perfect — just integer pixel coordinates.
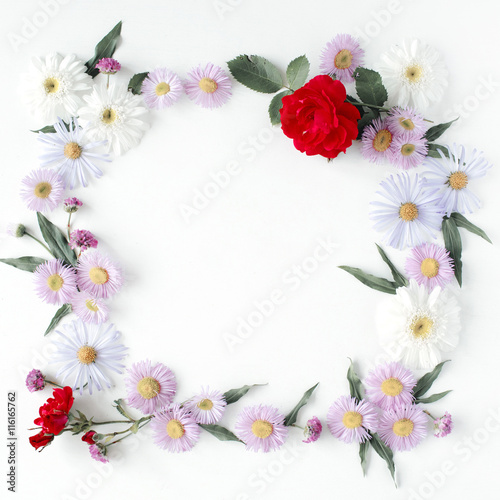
[[129, 416, 150, 434], [227, 55, 283, 93], [375, 244, 408, 288], [31, 121, 70, 134], [338, 266, 398, 294], [199, 424, 244, 443], [359, 441, 369, 476], [424, 118, 458, 142], [128, 72, 149, 95], [113, 399, 129, 419], [369, 433, 396, 486], [427, 143, 450, 159], [450, 212, 492, 243], [268, 90, 293, 125], [356, 108, 378, 140], [85, 21, 122, 78], [44, 304, 72, 336], [415, 390, 452, 404], [223, 384, 266, 405], [37, 212, 77, 267], [0, 256, 47, 272], [286, 55, 309, 90], [442, 217, 462, 286], [284, 383, 319, 426], [354, 68, 388, 107], [347, 359, 364, 401], [413, 361, 449, 399]]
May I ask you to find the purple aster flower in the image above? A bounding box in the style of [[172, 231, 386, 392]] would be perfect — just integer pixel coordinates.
[[361, 118, 394, 164], [390, 133, 428, 170], [364, 362, 416, 411], [386, 107, 427, 138], [378, 405, 427, 451], [184, 387, 227, 425], [151, 404, 200, 453], [20, 169, 64, 212], [434, 412, 453, 437], [70, 291, 108, 324], [95, 58, 121, 75], [370, 172, 445, 250], [33, 259, 77, 305], [405, 242, 455, 291], [235, 405, 288, 453], [76, 250, 123, 299], [7, 223, 26, 238], [141, 68, 183, 109], [89, 444, 109, 463], [319, 34, 364, 83], [69, 229, 98, 252], [303, 416, 322, 443], [184, 63, 232, 109], [63, 197, 82, 213], [26, 369, 46, 392], [327, 396, 379, 444], [124, 360, 176, 415]]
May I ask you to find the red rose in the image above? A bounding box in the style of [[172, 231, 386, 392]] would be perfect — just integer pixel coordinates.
[[33, 386, 74, 436], [81, 431, 96, 445], [280, 75, 360, 159], [29, 431, 54, 450]]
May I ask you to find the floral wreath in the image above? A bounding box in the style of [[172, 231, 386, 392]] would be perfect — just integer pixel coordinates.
[[2, 22, 493, 487]]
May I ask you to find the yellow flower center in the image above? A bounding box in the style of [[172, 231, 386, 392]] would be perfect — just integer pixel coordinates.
[[166, 419, 185, 439], [155, 82, 171, 96], [405, 65, 423, 83], [372, 129, 392, 152], [342, 411, 363, 429], [77, 345, 97, 365], [101, 108, 117, 124], [198, 77, 218, 94], [448, 172, 468, 190], [64, 142, 83, 160], [334, 49, 353, 69], [43, 77, 59, 94], [399, 202, 419, 221], [401, 144, 416, 156], [251, 419, 273, 439], [381, 378, 404, 397], [34, 182, 52, 199], [89, 267, 109, 285], [85, 299, 99, 312], [393, 418, 414, 437], [420, 258, 440, 278], [398, 117, 415, 131], [136, 377, 160, 399], [197, 399, 214, 411], [47, 274, 64, 291], [410, 315, 434, 339]]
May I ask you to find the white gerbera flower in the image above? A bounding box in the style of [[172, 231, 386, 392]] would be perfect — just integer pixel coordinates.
[[22, 53, 92, 123], [78, 83, 148, 156], [378, 280, 460, 370], [378, 39, 448, 110]]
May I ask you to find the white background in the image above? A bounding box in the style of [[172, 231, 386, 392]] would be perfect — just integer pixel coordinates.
[[1, 1, 500, 499]]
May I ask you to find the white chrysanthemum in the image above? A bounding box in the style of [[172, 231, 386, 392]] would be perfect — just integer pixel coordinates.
[[22, 53, 92, 123], [378, 39, 448, 110], [78, 83, 148, 155], [378, 280, 461, 370]]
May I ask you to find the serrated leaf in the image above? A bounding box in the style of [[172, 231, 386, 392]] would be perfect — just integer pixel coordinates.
[[359, 441, 368, 476], [284, 383, 319, 426], [442, 217, 462, 286], [44, 304, 72, 336], [268, 90, 293, 125], [223, 384, 266, 405], [347, 359, 364, 401], [375, 244, 408, 288], [338, 266, 398, 294], [415, 390, 452, 404], [227, 55, 283, 93], [0, 256, 47, 272], [356, 108, 378, 139], [413, 361, 449, 399], [354, 68, 388, 107], [128, 72, 149, 95], [427, 143, 450, 159], [199, 424, 244, 443], [85, 21, 122, 78], [370, 433, 396, 486], [424, 118, 458, 142], [37, 212, 77, 267], [450, 212, 492, 243], [286, 55, 309, 90]]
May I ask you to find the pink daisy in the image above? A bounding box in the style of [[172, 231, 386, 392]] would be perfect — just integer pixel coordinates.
[[184, 63, 232, 109], [141, 68, 183, 109], [386, 107, 427, 138], [76, 250, 122, 299], [364, 362, 416, 410], [184, 387, 227, 425], [33, 259, 77, 305], [151, 404, 200, 453], [361, 118, 394, 164], [378, 405, 428, 451], [319, 34, 364, 83], [125, 360, 176, 415], [70, 291, 108, 324], [327, 396, 379, 443], [20, 169, 64, 212], [390, 133, 428, 170], [235, 405, 288, 453], [405, 243, 455, 291]]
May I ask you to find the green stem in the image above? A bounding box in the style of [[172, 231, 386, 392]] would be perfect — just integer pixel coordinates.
[[25, 232, 54, 257], [423, 410, 437, 421], [92, 420, 134, 426], [346, 98, 391, 112], [45, 380, 64, 388], [67, 213, 72, 241], [106, 420, 151, 447], [290, 423, 305, 430]]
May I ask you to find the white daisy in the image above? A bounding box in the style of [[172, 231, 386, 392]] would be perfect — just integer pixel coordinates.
[[378, 280, 460, 370], [378, 39, 448, 110], [78, 83, 148, 156], [51, 319, 127, 394], [22, 53, 92, 123]]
